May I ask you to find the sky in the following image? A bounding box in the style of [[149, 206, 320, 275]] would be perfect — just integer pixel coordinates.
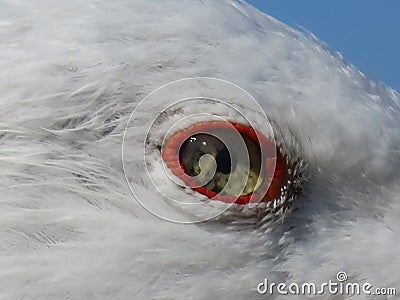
[[246, 0, 400, 92]]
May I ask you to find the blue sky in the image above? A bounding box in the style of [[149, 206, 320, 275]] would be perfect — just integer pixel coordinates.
[[247, 0, 400, 92]]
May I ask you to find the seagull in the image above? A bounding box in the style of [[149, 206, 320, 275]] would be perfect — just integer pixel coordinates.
[[1, 0, 399, 299]]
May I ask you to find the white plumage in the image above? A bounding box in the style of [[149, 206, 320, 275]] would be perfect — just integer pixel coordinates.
[[1, 0, 399, 299]]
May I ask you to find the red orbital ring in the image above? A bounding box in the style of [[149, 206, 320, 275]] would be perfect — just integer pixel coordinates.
[[161, 121, 289, 205]]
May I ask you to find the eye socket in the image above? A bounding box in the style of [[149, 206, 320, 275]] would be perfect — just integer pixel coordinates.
[[162, 121, 290, 205]]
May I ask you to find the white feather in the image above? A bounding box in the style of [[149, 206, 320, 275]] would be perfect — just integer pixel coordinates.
[[1, 0, 399, 299]]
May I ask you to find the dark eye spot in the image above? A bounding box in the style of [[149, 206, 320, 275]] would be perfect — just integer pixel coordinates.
[[178, 130, 262, 197], [215, 147, 232, 174]]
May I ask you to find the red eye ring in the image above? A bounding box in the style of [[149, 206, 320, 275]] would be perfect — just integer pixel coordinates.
[[161, 121, 289, 205]]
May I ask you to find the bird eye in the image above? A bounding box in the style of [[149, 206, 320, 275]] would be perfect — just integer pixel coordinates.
[[162, 120, 291, 205], [123, 77, 306, 222]]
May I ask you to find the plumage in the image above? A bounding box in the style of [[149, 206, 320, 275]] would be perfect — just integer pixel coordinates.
[[1, 0, 399, 299]]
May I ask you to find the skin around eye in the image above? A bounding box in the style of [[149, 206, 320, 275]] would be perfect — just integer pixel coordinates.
[[162, 121, 290, 204]]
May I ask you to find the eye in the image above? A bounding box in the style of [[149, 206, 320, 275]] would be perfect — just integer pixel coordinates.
[[123, 78, 306, 222], [162, 120, 291, 205]]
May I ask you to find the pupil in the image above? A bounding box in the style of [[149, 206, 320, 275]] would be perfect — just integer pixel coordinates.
[[179, 133, 225, 177], [178, 129, 262, 197], [215, 147, 231, 174]]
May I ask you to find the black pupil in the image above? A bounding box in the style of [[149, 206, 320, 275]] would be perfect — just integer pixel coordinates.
[[215, 147, 231, 174], [179, 133, 230, 177], [178, 130, 262, 197]]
